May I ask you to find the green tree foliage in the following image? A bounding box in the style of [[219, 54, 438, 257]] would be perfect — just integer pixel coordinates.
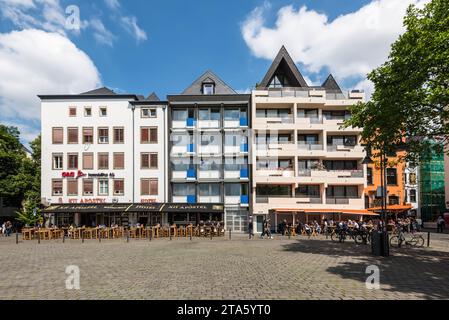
[[0, 125, 41, 224], [345, 0, 449, 162]]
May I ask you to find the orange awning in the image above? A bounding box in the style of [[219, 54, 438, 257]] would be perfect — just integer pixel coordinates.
[[273, 209, 379, 216], [367, 204, 412, 212]]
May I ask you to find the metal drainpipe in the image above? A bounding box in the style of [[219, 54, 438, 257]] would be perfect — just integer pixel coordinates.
[[132, 105, 135, 204]]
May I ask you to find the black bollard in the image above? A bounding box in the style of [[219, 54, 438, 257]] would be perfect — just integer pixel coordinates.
[[229, 228, 232, 240], [63, 234, 65, 243], [190, 229, 192, 241], [126, 230, 129, 243], [99, 231, 101, 243], [16, 231, 19, 244], [82, 231, 84, 243], [150, 231, 152, 242], [38, 231, 40, 244], [427, 232, 430, 247]]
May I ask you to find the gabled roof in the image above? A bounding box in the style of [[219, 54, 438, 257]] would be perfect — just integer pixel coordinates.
[[322, 74, 343, 93], [181, 70, 236, 95], [81, 87, 116, 95], [147, 92, 160, 101], [258, 46, 309, 89]]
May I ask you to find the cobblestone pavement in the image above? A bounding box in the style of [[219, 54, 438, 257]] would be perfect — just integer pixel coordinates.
[[0, 232, 448, 300]]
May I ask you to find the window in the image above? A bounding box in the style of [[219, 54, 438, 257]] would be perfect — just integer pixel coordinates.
[[83, 179, 93, 196], [224, 109, 240, 121], [83, 127, 93, 144], [141, 179, 158, 196], [173, 109, 188, 121], [67, 179, 78, 196], [142, 108, 157, 118], [298, 159, 319, 171], [256, 185, 292, 197], [113, 153, 124, 170], [113, 179, 124, 196], [141, 127, 157, 143], [327, 135, 357, 146], [387, 168, 398, 185], [297, 134, 319, 145], [52, 179, 63, 196], [409, 173, 417, 184], [69, 107, 77, 117], [52, 128, 63, 144], [172, 183, 195, 196], [295, 185, 320, 198], [98, 179, 109, 196], [98, 127, 109, 144], [269, 74, 290, 88], [141, 153, 158, 169], [67, 154, 78, 170], [67, 127, 78, 144], [98, 153, 109, 170], [52, 154, 63, 170], [82, 153, 94, 170], [202, 83, 215, 95], [113, 127, 124, 144], [389, 195, 399, 205], [225, 183, 243, 196], [304, 109, 319, 118], [99, 107, 107, 117], [199, 184, 220, 197], [367, 168, 373, 185], [323, 160, 358, 171], [326, 186, 359, 198], [199, 108, 220, 121], [84, 107, 92, 117], [410, 189, 417, 203]]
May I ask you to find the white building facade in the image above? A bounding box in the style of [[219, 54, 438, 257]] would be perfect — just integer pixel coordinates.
[[40, 88, 167, 227]]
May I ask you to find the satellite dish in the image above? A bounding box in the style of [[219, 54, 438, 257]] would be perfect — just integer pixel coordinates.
[[84, 143, 91, 151]]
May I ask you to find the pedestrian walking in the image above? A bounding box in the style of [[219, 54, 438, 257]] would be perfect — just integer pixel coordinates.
[[437, 215, 445, 233], [260, 218, 273, 239], [248, 219, 254, 239]]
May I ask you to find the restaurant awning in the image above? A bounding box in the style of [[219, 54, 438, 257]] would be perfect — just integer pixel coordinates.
[[367, 204, 413, 212], [42, 203, 225, 214], [273, 208, 379, 216]]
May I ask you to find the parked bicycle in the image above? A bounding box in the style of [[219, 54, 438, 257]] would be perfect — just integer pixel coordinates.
[[390, 228, 424, 248]]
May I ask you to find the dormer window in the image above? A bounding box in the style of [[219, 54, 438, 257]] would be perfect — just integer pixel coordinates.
[[269, 73, 290, 88], [202, 83, 215, 95]]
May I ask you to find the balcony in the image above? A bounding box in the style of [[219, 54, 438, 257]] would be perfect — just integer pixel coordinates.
[[198, 120, 220, 129], [297, 143, 323, 151], [224, 195, 249, 206], [198, 145, 221, 155], [326, 145, 365, 158], [172, 195, 196, 204], [198, 196, 221, 203], [297, 169, 365, 184], [295, 196, 322, 204], [296, 117, 323, 125], [198, 170, 221, 180]]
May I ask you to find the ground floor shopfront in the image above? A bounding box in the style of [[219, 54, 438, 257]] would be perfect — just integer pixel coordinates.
[[252, 209, 380, 233], [44, 203, 248, 232]]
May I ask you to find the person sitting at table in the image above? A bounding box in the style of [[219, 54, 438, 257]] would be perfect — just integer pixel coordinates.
[[303, 223, 312, 236], [313, 220, 321, 234], [353, 221, 359, 230], [295, 222, 302, 235]]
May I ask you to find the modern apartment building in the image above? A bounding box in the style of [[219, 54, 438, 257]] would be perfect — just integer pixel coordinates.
[[167, 71, 251, 232], [251, 46, 369, 233], [40, 88, 168, 227]]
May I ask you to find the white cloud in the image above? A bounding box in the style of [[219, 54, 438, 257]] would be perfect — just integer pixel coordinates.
[[242, 0, 429, 85], [0, 29, 101, 142], [0, 0, 72, 35], [104, 0, 120, 10], [121, 15, 147, 42], [90, 18, 115, 47]]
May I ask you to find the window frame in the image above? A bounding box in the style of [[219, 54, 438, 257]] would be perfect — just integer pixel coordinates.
[[113, 152, 125, 170], [98, 153, 109, 170], [67, 153, 78, 170], [113, 127, 125, 144], [84, 107, 92, 117], [99, 107, 107, 117], [98, 179, 109, 196], [98, 127, 109, 144], [52, 127, 64, 144], [52, 153, 63, 170], [52, 179, 63, 196], [67, 127, 79, 144]]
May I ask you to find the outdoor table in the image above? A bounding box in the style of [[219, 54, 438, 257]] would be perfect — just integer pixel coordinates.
[[22, 229, 33, 240], [289, 226, 296, 237]]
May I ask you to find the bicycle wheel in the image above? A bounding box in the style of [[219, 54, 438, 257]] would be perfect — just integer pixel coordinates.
[[354, 234, 364, 244], [390, 235, 400, 248], [413, 235, 425, 247], [331, 232, 339, 242]]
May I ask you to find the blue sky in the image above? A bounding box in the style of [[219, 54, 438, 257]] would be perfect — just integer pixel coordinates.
[[0, 0, 424, 144]]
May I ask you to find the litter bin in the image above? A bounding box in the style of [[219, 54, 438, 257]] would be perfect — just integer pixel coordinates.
[[371, 230, 389, 257]]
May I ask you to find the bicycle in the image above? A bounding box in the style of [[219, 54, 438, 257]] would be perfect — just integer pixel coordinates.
[[390, 229, 424, 248], [353, 228, 371, 245]]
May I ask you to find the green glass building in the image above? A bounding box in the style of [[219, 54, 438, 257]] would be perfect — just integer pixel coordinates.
[[420, 146, 446, 222]]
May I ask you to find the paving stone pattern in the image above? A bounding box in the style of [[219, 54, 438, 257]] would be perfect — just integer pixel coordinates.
[[1, 233, 448, 300]]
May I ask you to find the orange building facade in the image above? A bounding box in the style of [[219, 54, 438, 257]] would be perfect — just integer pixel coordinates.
[[364, 151, 409, 213]]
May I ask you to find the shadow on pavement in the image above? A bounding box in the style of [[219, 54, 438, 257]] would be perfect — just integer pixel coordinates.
[[282, 238, 449, 299]]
